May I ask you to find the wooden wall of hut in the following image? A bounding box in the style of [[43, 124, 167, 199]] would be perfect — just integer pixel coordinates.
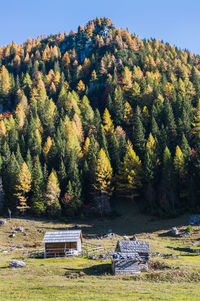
[[112, 260, 139, 275], [45, 242, 77, 257]]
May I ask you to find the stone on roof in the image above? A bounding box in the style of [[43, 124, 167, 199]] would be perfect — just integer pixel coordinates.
[[43, 230, 82, 243]]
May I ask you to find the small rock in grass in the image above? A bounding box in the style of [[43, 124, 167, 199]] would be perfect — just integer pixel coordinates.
[[9, 233, 15, 238], [140, 263, 148, 272], [0, 220, 6, 225], [18, 227, 24, 232], [9, 260, 26, 268], [171, 227, 179, 236]]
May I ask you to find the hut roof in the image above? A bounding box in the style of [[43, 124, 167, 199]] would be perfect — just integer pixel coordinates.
[[43, 230, 82, 243], [117, 240, 150, 255], [112, 252, 142, 261]]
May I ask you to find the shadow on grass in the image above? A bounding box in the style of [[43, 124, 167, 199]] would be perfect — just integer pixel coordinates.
[[167, 246, 193, 254], [64, 263, 111, 276], [1, 199, 191, 237]]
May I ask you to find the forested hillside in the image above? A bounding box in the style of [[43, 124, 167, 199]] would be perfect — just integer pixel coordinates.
[[0, 17, 200, 217]]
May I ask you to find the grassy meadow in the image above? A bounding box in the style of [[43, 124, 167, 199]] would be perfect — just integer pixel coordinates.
[[0, 203, 200, 301]]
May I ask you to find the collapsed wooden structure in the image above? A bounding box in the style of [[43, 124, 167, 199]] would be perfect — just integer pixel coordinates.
[[111, 238, 150, 274], [42, 230, 83, 258]]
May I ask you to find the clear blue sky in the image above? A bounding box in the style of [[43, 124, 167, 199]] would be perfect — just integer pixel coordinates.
[[0, 0, 200, 54]]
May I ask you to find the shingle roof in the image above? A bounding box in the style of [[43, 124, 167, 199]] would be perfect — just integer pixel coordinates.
[[42, 230, 82, 243], [112, 252, 142, 261], [117, 240, 150, 254]]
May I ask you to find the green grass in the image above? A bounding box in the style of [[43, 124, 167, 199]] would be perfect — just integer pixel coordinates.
[[0, 203, 200, 300]]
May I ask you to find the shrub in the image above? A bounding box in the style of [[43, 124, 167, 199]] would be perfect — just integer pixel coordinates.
[[186, 225, 193, 233]]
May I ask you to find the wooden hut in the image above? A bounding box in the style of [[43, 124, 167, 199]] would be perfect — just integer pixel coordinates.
[[43, 230, 83, 258], [111, 239, 150, 275]]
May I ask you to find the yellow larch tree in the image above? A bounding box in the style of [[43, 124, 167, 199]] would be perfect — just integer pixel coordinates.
[[16, 162, 31, 214], [94, 149, 113, 203], [0, 120, 7, 137], [43, 136, 52, 160]]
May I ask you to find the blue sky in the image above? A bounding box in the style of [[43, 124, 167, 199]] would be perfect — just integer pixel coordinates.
[[0, 0, 199, 54]]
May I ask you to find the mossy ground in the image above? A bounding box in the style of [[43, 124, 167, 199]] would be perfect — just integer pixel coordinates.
[[0, 203, 200, 300]]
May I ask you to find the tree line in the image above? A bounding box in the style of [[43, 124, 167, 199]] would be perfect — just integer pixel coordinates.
[[0, 17, 200, 217]]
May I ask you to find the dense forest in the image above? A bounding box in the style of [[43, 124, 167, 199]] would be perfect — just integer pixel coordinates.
[[0, 17, 200, 217]]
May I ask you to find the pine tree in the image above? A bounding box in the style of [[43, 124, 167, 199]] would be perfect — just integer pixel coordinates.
[[160, 146, 175, 210], [2, 153, 19, 210], [58, 159, 67, 192], [162, 147, 173, 188], [15, 144, 23, 167], [109, 134, 120, 172], [26, 149, 32, 173], [151, 116, 160, 138], [107, 94, 113, 113], [144, 147, 157, 183], [132, 81, 141, 101], [133, 107, 146, 157], [164, 98, 176, 135], [192, 100, 200, 137], [66, 151, 82, 215], [99, 127, 109, 158], [80, 95, 94, 132], [113, 86, 124, 124], [118, 134, 127, 161], [31, 156, 46, 215], [8, 127, 18, 152], [181, 134, 191, 158], [94, 109, 102, 133]]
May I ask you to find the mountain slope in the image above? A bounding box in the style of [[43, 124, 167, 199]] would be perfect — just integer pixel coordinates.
[[0, 17, 200, 217]]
